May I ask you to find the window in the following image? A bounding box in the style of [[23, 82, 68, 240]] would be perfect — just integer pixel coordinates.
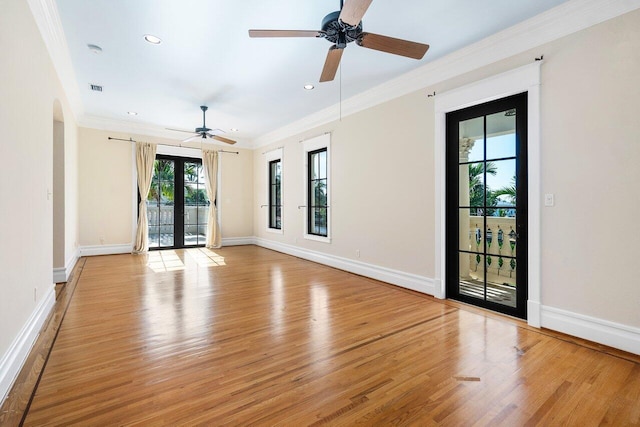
[[269, 159, 282, 230], [265, 148, 283, 233], [303, 134, 330, 241], [308, 148, 328, 236]]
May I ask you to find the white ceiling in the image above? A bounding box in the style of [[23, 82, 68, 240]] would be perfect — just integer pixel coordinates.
[[56, 0, 570, 145]]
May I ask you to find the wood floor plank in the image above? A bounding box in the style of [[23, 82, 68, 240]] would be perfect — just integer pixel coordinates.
[[8, 245, 638, 426]]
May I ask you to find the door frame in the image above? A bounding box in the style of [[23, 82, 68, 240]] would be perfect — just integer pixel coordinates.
[[434, 61, 542, 327], [445, 92, 528, 319], [131, 144, 221, 249]]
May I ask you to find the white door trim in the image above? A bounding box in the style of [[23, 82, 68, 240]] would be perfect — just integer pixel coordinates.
[[434, 61, 542, 327]]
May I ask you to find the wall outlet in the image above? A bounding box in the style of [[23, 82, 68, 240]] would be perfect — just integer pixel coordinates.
[[356, 249, 360, 258], [100, 236, 105, 245], [34, 287, 37, 302]]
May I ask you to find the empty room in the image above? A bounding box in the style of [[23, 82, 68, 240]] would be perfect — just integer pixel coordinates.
[[1, 0, 639, 425]]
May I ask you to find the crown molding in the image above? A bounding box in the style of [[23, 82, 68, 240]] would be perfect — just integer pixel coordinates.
[[29, 0, 640, 147], [251, 0, 640, 148], [27, 0, 83, 122]]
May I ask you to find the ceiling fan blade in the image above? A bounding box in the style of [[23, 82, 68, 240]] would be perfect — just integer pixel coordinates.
[[166, 127, 196, 134], [357, 32, 429, 59], [210, 134, 237, 145], [320, 46, 343, 83], [339, 0, 373, 26], [249, 29, 323, 38], [182, 134, 203, 143]]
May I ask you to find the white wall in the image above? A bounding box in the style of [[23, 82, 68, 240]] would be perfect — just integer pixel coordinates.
[[254, 9, 640, 340], [219, 146, 254, 238], [53, 119, 65, 268], [78, 128, 136, 246], [77, 127, 254, 247], [0, 0, 79, 398], [537, 10, 640, 327], [254, 91, 434, 278], [64, 115, 79, 273]]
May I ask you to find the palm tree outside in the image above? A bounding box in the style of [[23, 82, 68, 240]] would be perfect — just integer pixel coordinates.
[[468, 162, 498, 215]]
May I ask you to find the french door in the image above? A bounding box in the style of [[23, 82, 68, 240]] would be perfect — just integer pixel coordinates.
[[445, 93, 528, 319], [146, 155, 210, 249]]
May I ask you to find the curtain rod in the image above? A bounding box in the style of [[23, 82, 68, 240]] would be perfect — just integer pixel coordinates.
[[298, 131, 331, 143], [262, 146, 284, 155], [107, 137, 239, 154]]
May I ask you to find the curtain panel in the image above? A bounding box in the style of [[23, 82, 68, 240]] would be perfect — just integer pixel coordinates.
[[202, 149, 221, 248], [133, 142, 157, 253]]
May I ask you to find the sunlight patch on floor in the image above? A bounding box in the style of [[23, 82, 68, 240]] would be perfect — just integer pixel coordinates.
[[187, 248, 226, 266], [147, 248, 226, 272]]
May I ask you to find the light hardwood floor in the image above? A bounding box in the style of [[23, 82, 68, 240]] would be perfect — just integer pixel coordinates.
[[4, 245, 640, 425]]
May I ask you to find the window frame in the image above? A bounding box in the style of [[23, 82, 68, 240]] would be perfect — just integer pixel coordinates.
[[265, 148, 284, 234], [303, 134, 331, 243]]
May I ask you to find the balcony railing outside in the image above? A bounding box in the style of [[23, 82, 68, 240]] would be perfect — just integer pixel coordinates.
[[464, 215, 517, 287], [147, 204, 209, 247]]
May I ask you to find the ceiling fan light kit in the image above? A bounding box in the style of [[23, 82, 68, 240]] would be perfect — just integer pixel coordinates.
[[249, 0, 429, 83]]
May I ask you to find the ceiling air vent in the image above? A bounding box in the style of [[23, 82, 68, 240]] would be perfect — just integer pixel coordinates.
[[89, 84, 103, 92]]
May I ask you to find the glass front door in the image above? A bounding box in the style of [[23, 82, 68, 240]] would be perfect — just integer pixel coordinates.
[[146, 155, 209, 249], [446, 93, 528, 319]]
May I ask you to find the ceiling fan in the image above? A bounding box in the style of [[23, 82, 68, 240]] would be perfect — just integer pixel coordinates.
[[166, 105, 236, 145], [249, 0, 429, 82]]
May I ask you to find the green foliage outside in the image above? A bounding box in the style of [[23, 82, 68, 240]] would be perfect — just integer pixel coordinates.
[[147, 160, 209, 206], [148, 160, 175, 204], [468, 163, 515, 217]]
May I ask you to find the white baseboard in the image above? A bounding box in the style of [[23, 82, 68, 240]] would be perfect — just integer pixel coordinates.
[[79, 240, 255, 255], [79, 243, 133, 257], [52, 249, 79, 283], [222, 237, 256, 246], [52, 267, 66, 283], [541, 305, 640, 355], [254, 237, 435, 296], [0, 286, 55, 405], [79, 240, 253, 256]]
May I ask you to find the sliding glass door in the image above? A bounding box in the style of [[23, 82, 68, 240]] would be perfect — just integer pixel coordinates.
[[146, 155, 209, 249]]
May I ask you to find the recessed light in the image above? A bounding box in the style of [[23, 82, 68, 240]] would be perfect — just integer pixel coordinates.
[[127, 111, 138, 116], [304, 84, 315, 90], [230, 128, 239, 132], [144, 34, 162, 45], [87, 44, 102, 54]]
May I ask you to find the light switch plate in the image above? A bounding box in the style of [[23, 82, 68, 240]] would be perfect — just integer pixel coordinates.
[[544, 193, 555, 207]]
